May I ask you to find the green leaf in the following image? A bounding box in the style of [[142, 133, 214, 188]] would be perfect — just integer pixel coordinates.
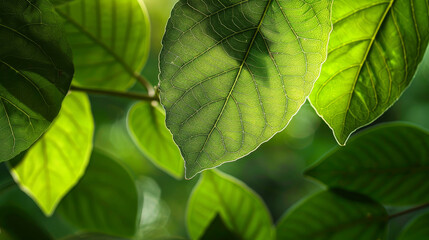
[[9, 92, 94, 216], [309, 0, 429, 145], [200, 215, 240, 240], [159, 0, 333, 178], [0, 206, 53, 240], [187, 170, 274, 240], [276, 190, 388, 240], [58, 151, 139, 238], [0, 0, 74, 162], [128, 102, 184, 179], [55, 0, 150, 90], [398, 211, 429, 240], [50, 0, 75, 6], [305, 123, 429, 206]]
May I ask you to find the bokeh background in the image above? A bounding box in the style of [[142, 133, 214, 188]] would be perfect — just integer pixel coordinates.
[[88, 0, 429, 239]]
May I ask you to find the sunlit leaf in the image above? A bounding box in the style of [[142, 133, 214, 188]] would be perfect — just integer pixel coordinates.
[[58, 151, 139, 238], [310, 0, 429, 145], [0, 0, 74, 162], [128, 102, 183, 178], [9, 92, 93, 216], [306, 123, 429, 206], [276, 190, 388, 240], [200, 215, 239, 240], [159, 0, 333, 178], [187, 170, 274, 240], [398, 211, 429, 240], [56, 0, 150, 90]]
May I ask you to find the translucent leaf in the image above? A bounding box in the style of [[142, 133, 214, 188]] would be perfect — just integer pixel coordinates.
[[159, 0, 333, 178], [56, 0, 150, 90], [128, 102, 184, 179], [306, 123, 429, 206], [276, 190, 388, 240], [0, 0, 74, 161], [310, 0, 429, 145], [9, 92, 93, 216], [187, 170, 274, 240]]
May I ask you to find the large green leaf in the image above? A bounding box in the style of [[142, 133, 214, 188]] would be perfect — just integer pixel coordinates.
[[159, 0, 333, 178], [0, 0, 74, 162], [305, 123, 429, 206], [56, 0, 150, 90], [310, 0, 429, 145], [57, 151, 139, 238], [187, 170, 274, 240], [9, 92, 94, 216], [128, 102, 184, 179], [276, 190, 388, 240], [398, 211, 429, 240]]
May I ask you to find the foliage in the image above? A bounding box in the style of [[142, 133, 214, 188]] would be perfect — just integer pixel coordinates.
[[0, 0, 429, 239]]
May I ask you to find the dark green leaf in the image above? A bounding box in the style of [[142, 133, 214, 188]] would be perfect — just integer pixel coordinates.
[[58, 151, 139, 238], [0, 0, 74, 162], [200, 215, 240, 240], [128, 102, 183, 178], [398, 211, 429, 240], [187, 170, 274, 240], [0, 206, 53, 240], [9, 92, 94, 216], [310, 0, 429, 145], [159, 0, 333, 178], [276, 190, 388, 240], [56, 0, 150, 90], [306, 123, 429, 206]]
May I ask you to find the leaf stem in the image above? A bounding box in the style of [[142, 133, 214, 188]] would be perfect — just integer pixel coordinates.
[[388, 202, 429, 220], [134, 73, 155, 97], [70, 86, 159, 102]]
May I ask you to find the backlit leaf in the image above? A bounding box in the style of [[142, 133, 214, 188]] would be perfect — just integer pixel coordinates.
[[56, 0, 150, 90], [305, 123, 429, 206], [187, 170, 274, 240], [0, 0, 74, 161], [128, 102, 184, 179], [9, 92, 93, 216], [310, 0, 429, 145], [159, 0, 333, 178], [276, 190, 388, 240]]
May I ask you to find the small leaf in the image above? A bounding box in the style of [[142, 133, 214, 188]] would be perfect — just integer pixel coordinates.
[[159, 0, 333, 178], [187, 170, 274, 240], [57, 151, 139, 238], [398, 211, 429, 240], [276, 190, 388, 240], [305, 123, 429, 206], [55, 0, 150, 90], [128, 102, 184, 178], [9, 92, 94, 216], [310, 0, 429, 145], [0, 0, 74, 161]]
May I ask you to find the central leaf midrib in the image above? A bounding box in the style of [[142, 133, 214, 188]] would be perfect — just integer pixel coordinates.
[[55, 8, 137, 80], [341, 0, 395, 137], [195, 0, 273, 162]]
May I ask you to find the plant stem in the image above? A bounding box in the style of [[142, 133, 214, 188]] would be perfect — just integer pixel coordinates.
[[134, 73, 155, 96], [70, 86, 159, 102], [388, 202, 429, 220]]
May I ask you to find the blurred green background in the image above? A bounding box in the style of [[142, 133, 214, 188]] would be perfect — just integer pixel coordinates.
[[1, 0, 428, 239], [87, 0, 429, 239]]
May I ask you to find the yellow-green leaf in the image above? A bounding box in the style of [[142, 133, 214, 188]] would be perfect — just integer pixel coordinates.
[[310, 0, 429, 145], [9, 92, 94, 216]]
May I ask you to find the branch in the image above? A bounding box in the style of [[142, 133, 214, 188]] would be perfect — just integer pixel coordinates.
[[388, 202, 429, 220], [70, 86, 159, 102]]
